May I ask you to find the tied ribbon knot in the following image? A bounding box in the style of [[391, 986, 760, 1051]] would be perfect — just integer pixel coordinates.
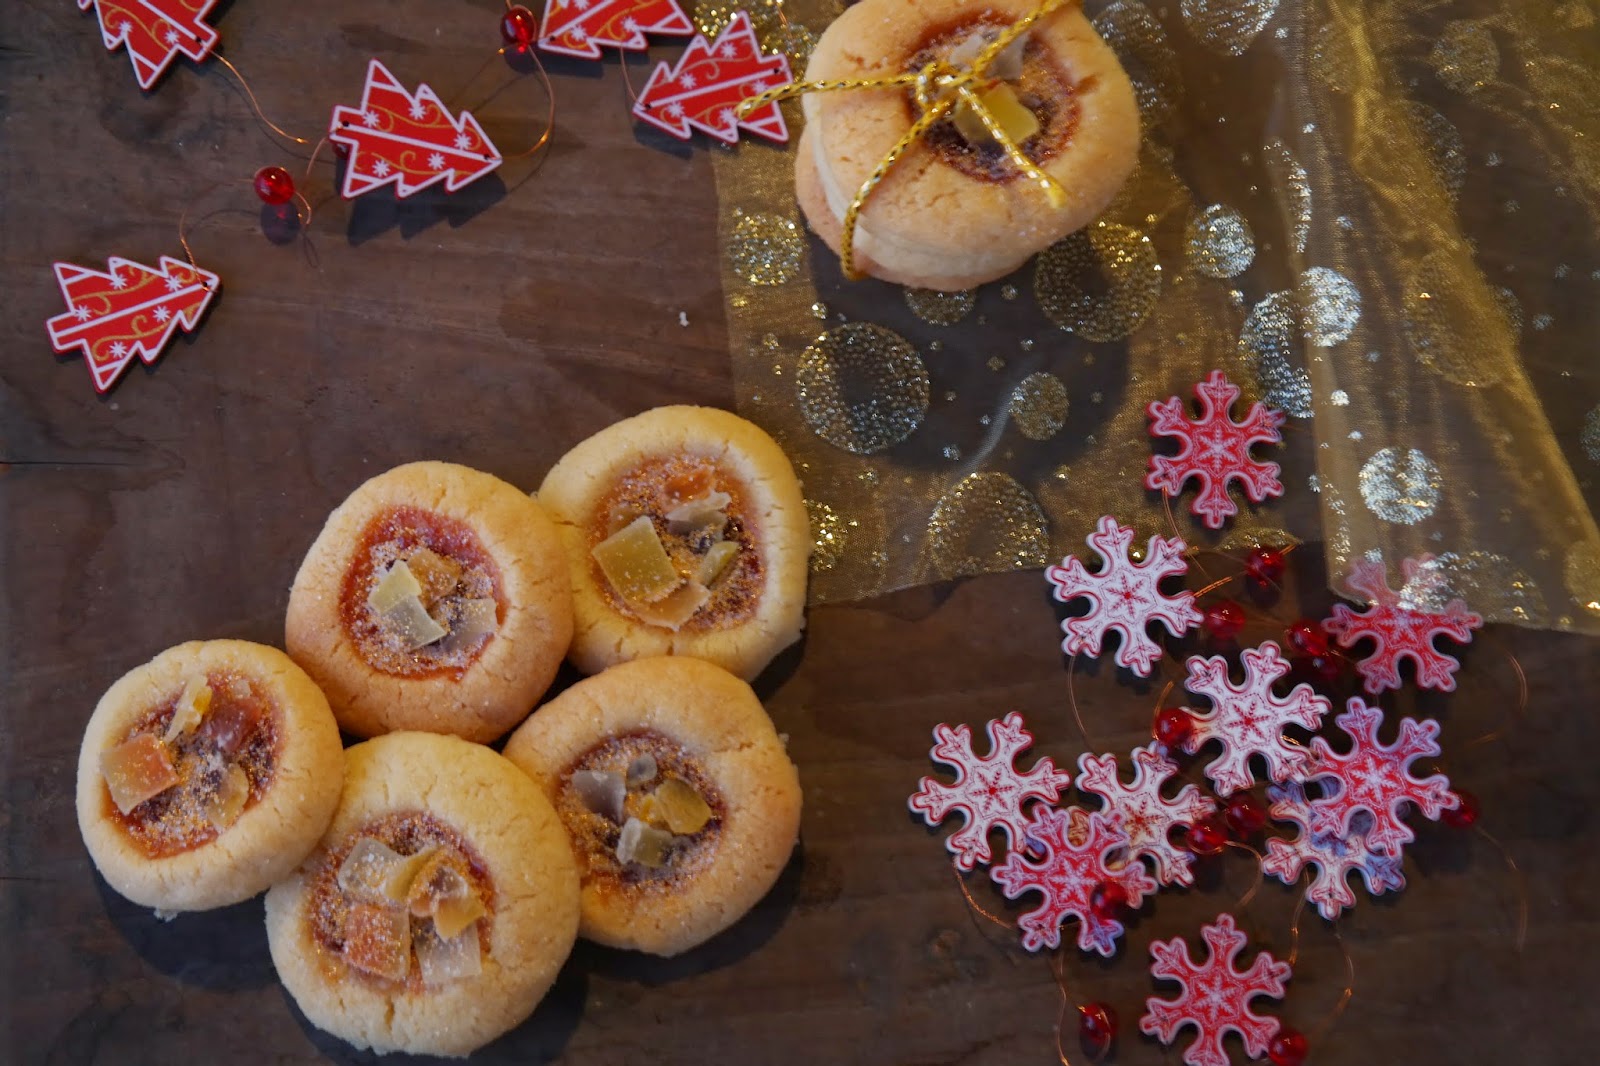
[[737, 0, 1073, 279]]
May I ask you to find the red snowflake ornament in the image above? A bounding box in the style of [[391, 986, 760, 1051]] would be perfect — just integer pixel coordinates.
[[538, 0, 694, 59], [328, 60, 502, 199], [908, 713, 1072, 871], [46, 255, 220, 394], [1304, 699, 1458, 856], [632, 13, 792, 144], [1146, 370, 1285, 530], [1045, 515, 1202, 677], [1076, 745, 1216, 887], [1322, 555, 1483, 694], [1181, 642, 1330, 797], [1261, 781, 1407, 921], [1141, 912, 1292, 1066], [79, 0, 218, 91], [992, 807, 1157, 955]]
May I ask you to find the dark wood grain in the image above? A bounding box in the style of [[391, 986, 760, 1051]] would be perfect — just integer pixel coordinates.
[[5, 2, 1600, 1064]]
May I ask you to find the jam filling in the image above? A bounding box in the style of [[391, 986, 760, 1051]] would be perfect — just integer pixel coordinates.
[[338, 506, 505, 678], [589, 455, 762, 632], [557, 730, 725, 892], [308, 811, 495, 991], [105, 672, 279, 859], [906, 17, 1084, 183]]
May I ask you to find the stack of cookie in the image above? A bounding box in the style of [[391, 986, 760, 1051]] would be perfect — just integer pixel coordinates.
[[74, 405, 809, 1057]]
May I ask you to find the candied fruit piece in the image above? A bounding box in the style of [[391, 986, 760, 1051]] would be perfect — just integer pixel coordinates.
[[342, 903, 411, 982], [953, 82, 1040, 146], [572, 770, 626, 823], [405, 856, 486, 939], [434, 889, 488, 940], [205, 765, 250, 831], [163, 677, 212, 743], [405, 547, 463, 604], [696, 541, 740, 586], [101, 733, 180, 815], [368, 559, 423, 614], [439, 597, 497, 655], [650, 777, 713, 835], [632, 580, 710, 631], [616, 817, 673, 868], [337, 838, 437, 905], [948, 28, 1025, 80], [625, 753, 658, 789], [416, 923, 483, 986], [665, 491, 732, 535], [664, 466, 714, 503], [593, 516, 682, 605], [197, 694, 263, 758], [380, 594, 449, 649]]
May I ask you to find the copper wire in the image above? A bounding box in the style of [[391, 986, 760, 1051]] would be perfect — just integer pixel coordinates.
[[1285, 882, 1357, 1044], [1463, 652, 1529, 751], [619, 51, 644, 105], [953, 867, 1013, 933], [1476, 826, 1530, 953], [212, 53, 315, 150], [1065, 653, 1098, 751], [1223, 840, 1265, 913], [178, 179, 312, 274], [1164, 493, 1215, 581]]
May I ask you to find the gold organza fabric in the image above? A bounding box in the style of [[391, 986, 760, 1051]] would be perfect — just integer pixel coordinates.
[[707, 0, 1600, 632]]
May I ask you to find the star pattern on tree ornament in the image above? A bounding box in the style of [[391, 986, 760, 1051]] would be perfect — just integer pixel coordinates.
[[1303, 699, 1458, 856], [908, 713, 1073, 871], [1076, 745, 1217, 887], [1261, 781, 1407, 921], [1321, 555, 1483, 694], [991, 807, 1158, 955], [1146, 370, 1286, 529], [1045, 515, 1202, 677], [1181, 642, 1330, 797], [1140, 912, 1292, 1066]]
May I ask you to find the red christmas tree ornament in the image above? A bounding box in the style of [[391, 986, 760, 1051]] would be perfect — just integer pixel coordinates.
[[501, 4, 539, 49], [991, 807, 1157, 955], [907, 713, 1073, 871], [1076, 745, 1217, 887], [1304, 699, 1458, 856], [1268, 1028, 1310, 1066], [1245, 546, 1287, 587], [1322, 555, 1484, 694], [78, 0, 219, 92], [1079, 1002, 1118, 1052], [46, 255, 220, 394], [328, 60, 502, 199], [537, 0, 694, 59], [1223, 792, 1267, 837], [252, 165, 295, 206], [1202, 599, 1247, 642], [1154, 706, 1195, 749], [632, 12, 793, 144], [1146, 370, 1285, 530], [1045, 516, 1202, 678], [1285, 618, 1328, 658], [1180, 642, 1331, 796], [1261, 781, 1406, 921], [1140, 912, 1293, 1066], [1184, 814, 1229, 856]]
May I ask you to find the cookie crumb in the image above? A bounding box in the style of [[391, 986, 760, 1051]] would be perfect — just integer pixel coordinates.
[[678, 311, 689, 327]]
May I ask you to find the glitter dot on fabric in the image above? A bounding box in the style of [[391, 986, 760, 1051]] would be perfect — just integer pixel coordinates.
[[1237, 292, 1312, 418], [795, 324, 929, 455], [904, 287, 976, 325], [1178, 0, 1280, 57], [1359, 447, 1442, 525], [1034, 222, 1161, 342], [727, 211, 803, 286], [1263, 142, 1310, 254], [1401, 251, 1511, 387], [1567, 543, 1600, 617], [1093, 0, 1183, 129], [1408, 102, 1466, 199], [1296, 267, 1362, 346], [806, 499, 846, 573], [1582, 406, 1600, 462], [1185, 204, 1256, 278], [1404, 551, 1546, 625], [928, 473, 1051, 579], [1008, 373, 1070, 441], [1217, 526, 1302, 552], [1430, 20, 1499, 94]]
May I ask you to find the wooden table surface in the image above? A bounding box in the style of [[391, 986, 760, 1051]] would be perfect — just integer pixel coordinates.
[[5, 2, 1600, 1063]]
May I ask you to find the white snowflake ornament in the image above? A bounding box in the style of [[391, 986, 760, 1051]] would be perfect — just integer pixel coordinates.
[[1181, 642, 1331, 796], [1304, 699, 1458, 855], [1045, 515, 1202, 677], [1140, 912, 1292, 1066], [1146, 370, 1286, 529], [908, 713, 1073, 871], [1262, 781, 1407, 920], [991, 807, 1158, 955], [1076, 745, 1217, 887], [1322, 555, 1483, 694]]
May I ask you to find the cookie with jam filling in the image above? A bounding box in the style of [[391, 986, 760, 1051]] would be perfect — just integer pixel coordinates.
[[285, 461, 573, 742], [265, 732, 580, 1057], [503, 655, 802, 957], [538, 406, 809, 682], [795, 0, 1139, 289], [75, 640, 343, 912]]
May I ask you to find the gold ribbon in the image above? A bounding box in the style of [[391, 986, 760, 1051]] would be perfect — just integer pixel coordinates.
[[737, 0, 1073, 279]]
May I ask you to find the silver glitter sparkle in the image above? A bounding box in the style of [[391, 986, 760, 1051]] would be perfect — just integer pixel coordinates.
[[1296, 267, 1362, 346], [1008, 373, 1070, 441], [1359, 447, 1442, 525], [1238, 291, 1313, 418], [1582, 405, 1600, 462], [1185, 204, 1256, 278], [795, 323, 929, 455], [1264, 141, 1311, 254]]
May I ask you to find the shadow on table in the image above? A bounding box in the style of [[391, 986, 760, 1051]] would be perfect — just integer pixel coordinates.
[[94, 872, 277, 991], [341, 155, 508, 245]]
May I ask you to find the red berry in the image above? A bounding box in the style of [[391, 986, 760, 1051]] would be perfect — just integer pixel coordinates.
[[252, 166, 295, 206], [1078, 1002, 1117, 1051], [1224, 792, 1267, 837], [1442, 789, 1481, 829], [1154, 707, 1194, 749], [1186, 813, 1229, 856], [1202, 599, 1247, 642], [500, 4, 538, 48], [1089, 880, 1128, 920], [1286, 618, 1329, 657], [1246, 546, 1287, 586], [1268, 1027, 1309, 1066]]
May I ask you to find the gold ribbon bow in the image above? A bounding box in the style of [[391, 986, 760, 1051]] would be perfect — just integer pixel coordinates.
[[737, 0, 1073, 279]]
